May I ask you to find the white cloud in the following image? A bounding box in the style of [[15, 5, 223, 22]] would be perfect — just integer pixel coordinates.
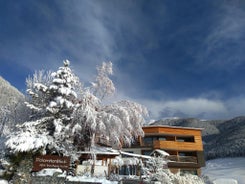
[[166, 98, 226, 116], [140, 98, 228, 120], [105, 89, 245, 120], [225, 96, 245, 117]]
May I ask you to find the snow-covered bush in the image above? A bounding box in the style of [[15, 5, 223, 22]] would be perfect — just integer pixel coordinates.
[[143, 155, 171, 182], [143, 156, 204, 184]]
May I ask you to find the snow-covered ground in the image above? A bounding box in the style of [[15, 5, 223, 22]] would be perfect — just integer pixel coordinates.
[[202, 157, 245, 184], [35, 168, 118, 184]]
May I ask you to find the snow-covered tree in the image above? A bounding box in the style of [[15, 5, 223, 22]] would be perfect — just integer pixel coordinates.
[[0, 100, 29, 158], [143, 155, 171, 182], [90, 61, 115, 100], [6, 60, 148, 156], [143, 156, 204, 184], [6, 60, 81, 156], [25, 70, 53, 116], [72, 62, 148, 149]]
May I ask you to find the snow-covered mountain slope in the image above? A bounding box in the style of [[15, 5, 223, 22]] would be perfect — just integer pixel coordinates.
[[0, 76, 24, 106], [0, 76, 27, 152], [202, 157, 245, 184]]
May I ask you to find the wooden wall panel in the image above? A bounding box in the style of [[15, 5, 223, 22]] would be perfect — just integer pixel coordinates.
[[143, 126, 202, 137], [154, 140, 203, 151]]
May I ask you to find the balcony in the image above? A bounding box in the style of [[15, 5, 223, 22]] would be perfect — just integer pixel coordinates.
[[167, 155, 199, 168], [153, 140, 203, 151], [168, 155, 197, 163]]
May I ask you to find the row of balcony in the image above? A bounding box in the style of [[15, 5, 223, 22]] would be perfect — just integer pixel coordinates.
[[168, 155, 197, 163], [152, 140, 203, 151]]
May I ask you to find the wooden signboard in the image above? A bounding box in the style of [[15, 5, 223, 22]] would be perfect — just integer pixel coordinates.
[[32, 155, 70, 172]]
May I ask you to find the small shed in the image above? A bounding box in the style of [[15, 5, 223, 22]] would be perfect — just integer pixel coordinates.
[[76, 147, 119, 177]]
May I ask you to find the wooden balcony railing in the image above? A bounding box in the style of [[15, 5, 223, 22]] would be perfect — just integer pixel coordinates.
[[153, 140, 203, 151], [167, 155, 200, 168], [168, 155, 197, 163]]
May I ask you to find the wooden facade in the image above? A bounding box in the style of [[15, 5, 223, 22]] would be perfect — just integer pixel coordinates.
[[123, 125, 205, 176]]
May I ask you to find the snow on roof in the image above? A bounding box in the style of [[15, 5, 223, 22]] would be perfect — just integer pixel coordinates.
[[120, 151, 152, 159], [150, 149, 169, 157], [77, 145, 120, 156], [143, 125, 204, 130], [77, 151, 119, 156], [77, 145, 155, 160]]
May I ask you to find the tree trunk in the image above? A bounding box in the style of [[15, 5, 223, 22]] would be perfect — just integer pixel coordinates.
[[11, 153, 33, 184]]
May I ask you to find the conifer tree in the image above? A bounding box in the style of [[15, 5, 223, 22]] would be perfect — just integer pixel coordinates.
[[6, 60, 80, 156]]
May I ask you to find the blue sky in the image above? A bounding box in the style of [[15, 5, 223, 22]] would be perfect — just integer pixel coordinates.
[[1, 0, 245, 120]]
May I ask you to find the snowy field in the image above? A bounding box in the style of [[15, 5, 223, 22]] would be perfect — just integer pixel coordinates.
[[202, 157, 245, 184]]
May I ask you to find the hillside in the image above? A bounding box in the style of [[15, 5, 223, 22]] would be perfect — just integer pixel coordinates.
[[0, 76, 27, 153], [151, 117, 245, 160], [0, 76, 24, 107]]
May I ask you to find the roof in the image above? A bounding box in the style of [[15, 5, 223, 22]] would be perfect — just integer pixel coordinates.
[[77, 151, 119, 156], [120, 151, 152, 159], [77, 145, 120, 156], [143, 125, 204, 131]]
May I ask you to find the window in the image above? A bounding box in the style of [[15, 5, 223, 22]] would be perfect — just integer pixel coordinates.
[[179, 151, 196, 156], [144, 137, 153, 144], [143, 136, 158, 145], [119, 165, 138, 175], [142, 150, 152, 155], [176, 136, 194, 142], [159, 137, 166, 141], [165, 135, 175, 141]]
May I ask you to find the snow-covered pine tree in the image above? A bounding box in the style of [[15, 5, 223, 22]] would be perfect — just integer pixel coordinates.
[[25, 70, 53, 115], [6, 60, 81, 156]]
